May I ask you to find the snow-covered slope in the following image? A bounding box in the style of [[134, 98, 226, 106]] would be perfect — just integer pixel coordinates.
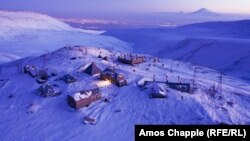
[[156, 38, 250, 80], [0, 10, 131, 64], [0, 46, 250, 141], [105, 20, 250, 81], [0, 10, 76, 39], [175, 20, 250, 39]]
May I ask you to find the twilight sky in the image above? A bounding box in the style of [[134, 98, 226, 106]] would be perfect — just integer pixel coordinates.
[[0, 0, 250, 17]]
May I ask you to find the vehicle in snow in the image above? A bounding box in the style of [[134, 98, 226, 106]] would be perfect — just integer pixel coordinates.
[[83, 116, 97, 125], [68, 88, 102, 110], [24, 65, 38, 77], [100, 68, 127, 87], [38, 84, 61, 97]]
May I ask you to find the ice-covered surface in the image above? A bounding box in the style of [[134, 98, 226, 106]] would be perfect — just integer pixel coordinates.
[[0, 46, 250, 141], [0, 10, 131, 64]]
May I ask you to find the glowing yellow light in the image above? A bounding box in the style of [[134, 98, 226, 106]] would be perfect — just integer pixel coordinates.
[[96, 80, 112, 87]]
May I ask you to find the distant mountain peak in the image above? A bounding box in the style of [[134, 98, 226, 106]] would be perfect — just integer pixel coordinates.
[[195, 8, 212, 13], [189, 8, 220, 16]]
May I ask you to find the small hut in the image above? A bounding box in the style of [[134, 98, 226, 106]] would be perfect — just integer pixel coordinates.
[[83, 62, 102, 76], [68, 88, 102, 110], [38, 84, 61, 97], [100, 68, 127, 87]]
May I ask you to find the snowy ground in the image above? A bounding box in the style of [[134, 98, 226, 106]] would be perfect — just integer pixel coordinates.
[[0, 46, 250, 141]]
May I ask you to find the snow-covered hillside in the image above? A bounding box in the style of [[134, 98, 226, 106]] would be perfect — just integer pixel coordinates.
[[0, 10, 131, 64], [0, 46, 250, 141], [175, 20, 250, 39], [0, 10, 76, 39], [105, 20, 250, 81], [157, 38, 250, 80]]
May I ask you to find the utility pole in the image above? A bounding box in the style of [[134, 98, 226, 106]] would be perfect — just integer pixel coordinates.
[[193, 66, 197, 85], [217, 73, 223, 95]]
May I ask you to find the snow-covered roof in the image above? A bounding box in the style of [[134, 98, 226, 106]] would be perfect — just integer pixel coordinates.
[[147, 83, 166, 96], [69, 88, 100, 101], [137, 77, 152, 86], [72, 91, 92, 101]]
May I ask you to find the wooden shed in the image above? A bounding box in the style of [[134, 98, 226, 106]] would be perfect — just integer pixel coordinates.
[[68, 88, 102, 110]]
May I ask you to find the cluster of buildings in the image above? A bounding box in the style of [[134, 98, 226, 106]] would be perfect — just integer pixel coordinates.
[[24, 49, 193, 112], [24, 57, 130, 110]]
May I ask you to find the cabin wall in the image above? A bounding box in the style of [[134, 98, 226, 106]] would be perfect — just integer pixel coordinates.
[[68, 93, 102, 110], [101, 71, 127, 87], [131, 57, 145, 64], [68, 95, 77, 109], [118, 58, 133, 64]]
